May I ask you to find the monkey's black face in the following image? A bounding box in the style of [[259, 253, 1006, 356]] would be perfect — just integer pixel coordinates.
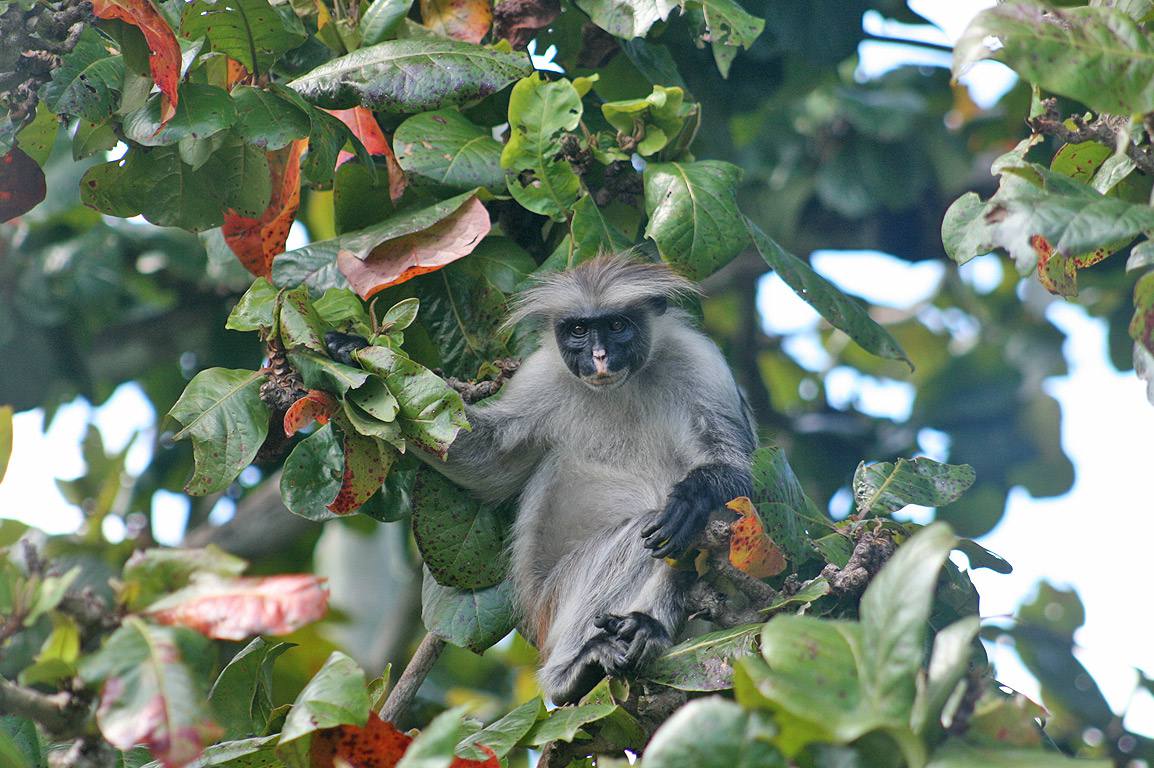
[[555, 309, 652, 390]]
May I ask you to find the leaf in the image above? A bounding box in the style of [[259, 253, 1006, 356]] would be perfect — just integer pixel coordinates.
[[181, 0, 307, 77], [500, 74, 582, 221], [0, 149, 46, 222], [689, 0, 763, 77], [395, 706, 468, 768], [411, 469, 509, 588], [601, 86, 691, 157], [80, 619, 221, 767], [570, 194, 631, 265], [287, 349, 371, 394], [381, 297, 420, 331], [457, 698, 545, 759], [927, 743, 1111, 768], [120, 545, 248, 610], [643, 161, 745, 280], [223, 140, 304, 278], [278, 651, 369, 747], [208, 637, 294, 740], [310, 713, 412, 768], [338, 196, 491, 299], [72, 117, 119, 160], [122, 84, 237, 147], [911, 616, 980, 735], [169, 368, 269, 495], [283, 390, 339, 436], [421, 0, 492, 43], [280, 423, 345, 520], [521, 703, 617, 746], [94, 0, 181, 123], [746, 217, 913, 368], [940, 191, 989, 266], [853, 458, 976, 517], [325, 106, 407, 201], [749, 447, 819, 565], [361, 0, 414, 44], [0, 405, 10, 484], [329, 421, 394, 514], [145, 573, 329, 640], [0, 717, 40, 768], [644, 623, 762, 692], [394, 109, 504, 191], [279, 284, 327, 352], [289, 39, 532, 112], [421, 568, 515, 653], [643, 697, 781, 768], [226, 278, 279, 331], [726, 496, 786, 579], [233, 86, 312, 151], [139, 735, 280, 768], [574, 0, 676, 39], [1131, 270, 1154, 361], [761, 577, 830, 613], [954, 1, 1154, 115], [24, 567, 80, 627], [42, 27, 126, 122], [315, 288, 373, 333], [492, 0, 559, 47], [859, 522, 956, 721]]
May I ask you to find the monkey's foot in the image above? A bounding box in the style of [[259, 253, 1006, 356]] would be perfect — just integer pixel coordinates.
[[591, 611, 670, 676]]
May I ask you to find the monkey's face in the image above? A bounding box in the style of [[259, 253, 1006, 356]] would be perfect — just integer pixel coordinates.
[[554, 309, 652, 390]]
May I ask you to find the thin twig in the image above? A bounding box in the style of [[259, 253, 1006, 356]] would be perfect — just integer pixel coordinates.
[[1027, 98, 1154, 176], [378, 633, 446, 724]]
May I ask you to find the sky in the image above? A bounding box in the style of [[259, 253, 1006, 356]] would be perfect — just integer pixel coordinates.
[[1, 0, 1152, 739]]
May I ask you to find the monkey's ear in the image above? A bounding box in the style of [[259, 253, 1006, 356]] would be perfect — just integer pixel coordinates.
[[649, 297, 668, 315]]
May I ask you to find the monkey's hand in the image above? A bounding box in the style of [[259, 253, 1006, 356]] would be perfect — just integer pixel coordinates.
[[642, 478, 713, 559]]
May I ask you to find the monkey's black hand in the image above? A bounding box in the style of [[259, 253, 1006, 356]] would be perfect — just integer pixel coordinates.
[[592, 612, 669, 675], [642, 463, 752, 559], [324, 331, 369, 366]]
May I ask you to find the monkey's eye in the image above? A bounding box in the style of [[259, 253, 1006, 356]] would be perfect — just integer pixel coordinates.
[[570, 323, 588, 338], [609, 319, 626, 333]]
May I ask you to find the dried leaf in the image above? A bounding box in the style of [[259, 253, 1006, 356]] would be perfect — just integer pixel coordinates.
[[93, 0, 181, 123], [223, 139, 304, 277], [725, 497, 786, 579], [324, 106, 407, 201], [0, 148, 46, 222], [283, 390, 339, 437], [145, 574, 329, 640], [337, 196, 490, 298], [421, 0, 493, 43], [310, 713, 411, 768], [493, 0, 559, 47]]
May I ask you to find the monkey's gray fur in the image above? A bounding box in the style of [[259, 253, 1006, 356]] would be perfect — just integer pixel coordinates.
[[426, 253, 756, 703]]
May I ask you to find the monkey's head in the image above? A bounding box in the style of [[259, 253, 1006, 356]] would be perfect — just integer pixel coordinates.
[[506, 253, 698, 391]]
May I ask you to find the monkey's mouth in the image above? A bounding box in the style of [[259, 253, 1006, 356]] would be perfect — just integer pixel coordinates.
[[582, 369, 629, 390]]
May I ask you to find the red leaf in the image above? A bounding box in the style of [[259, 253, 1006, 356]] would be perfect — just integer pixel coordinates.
[[450, 746, 500, 768], [284, 390, 339, 437], [146, 574, 329, 640], [0, 148, 46, 222], [92, 0, 181, 124], [327, 429, 393, 515], [421, 0, 493, 43], [223, 140, 304, 278], [493, 0, 560, 48], [726, 497, 786, 579], [325, 106, 408, 202], [337, 196, 490, 299], [226, 58, 249, 89], [310, 713, 412, 768]]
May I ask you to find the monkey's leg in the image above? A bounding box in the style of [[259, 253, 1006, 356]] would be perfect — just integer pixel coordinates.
[[534, 516, 691, 704]]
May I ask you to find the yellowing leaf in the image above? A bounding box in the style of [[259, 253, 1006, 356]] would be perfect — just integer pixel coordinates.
[[725, 496, 786, 579], [421, 0, 493, 43], [223, 140, 304, 278]]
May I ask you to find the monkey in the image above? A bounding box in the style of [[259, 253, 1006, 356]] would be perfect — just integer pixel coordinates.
[[420, 253, 757, 704]]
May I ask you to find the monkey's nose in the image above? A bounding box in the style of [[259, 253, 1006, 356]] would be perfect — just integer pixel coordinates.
[[592, 348, 609, 375]]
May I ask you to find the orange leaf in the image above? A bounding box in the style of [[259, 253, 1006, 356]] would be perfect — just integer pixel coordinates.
[[284, 390, 339, 437], [310, 714, 412, 768], [337, 196, 490, 298], [226, 58, 249, 89], [325, 106, 408, 202], [451, 746, 499, 768], [327, 429, 392, 515], [223, 140, 304, 278], [421, 0, 493, 43], [0, 148, 46, 222], [92, 0, 181, 124], [146, 574, 329, 640], [725, 497, 786, 579]]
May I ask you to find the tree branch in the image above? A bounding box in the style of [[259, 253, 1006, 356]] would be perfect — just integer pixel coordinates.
[[0, 677, 89, 738], [378, 633, 446, 725], [1027, 99, 1154, 176]]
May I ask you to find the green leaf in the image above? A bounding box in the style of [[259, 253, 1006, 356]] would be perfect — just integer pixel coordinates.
[[745, 217, 913, 368], [122, 83, 237, 147], [226, 278, 279, 332], [644, 161, 747, 280], [601, 86, 691, 157], [381, 297, 420, 331], [762, 577, 830, 613], [288, 349, 371, 394], [15, 106, 59, 166], [644, 623, 762, 692], [280, 423, 344, 521], [575, 0, 677, 39], [279, 285, 327, 353], [521, 703, 618, 746], [570, 195, 631, 265], [859, 522, 956, 721], [232, 86, 312, 151], [355, 345, 467, 458], [457, 698, 545, 759], [314, 288, 373, 334], [273, 240, 349, 292], [169, 368, 269, 495], [688, 0, 764, 77], [853, 458, 976, 517], [334, 162, 394, 235], [501, 74, 583, 220], [0, 717, 41, 768], [289, 39, 532, 112], [394, 109, 504, 191], [395, 706, 468, 768], [72, 117, 119, 160], [206, 133, 273, 217], [927, 743, 1111, 768], [120, 545, 248, 611], [941, 191, 989, 266], [954, 1, 1154, 115], [348, 378, 400, 422], [643, 697, 783, 768], [209, 637, 294, 740], [0, 405, 10, 485], [182, 0, 308, 76], [411, 469, 509, 588], [141, 736, 280, 768], [749, 446, 821, 565], [420, 568, 515, 653], [360, 0, 413, 44], [42, 27, 125, 122], [278, 651, 369, 747], [911, 616, 980, 735]]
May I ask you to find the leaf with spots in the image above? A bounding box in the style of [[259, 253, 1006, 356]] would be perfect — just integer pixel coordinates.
[[310, 713, 411, 768], [725, 496, 786, 579], [337, 194, 491, 299], [328, 416, 395, 514], [394, 109, 504, 192], [168, 368, 269, 495], [280, 423, 344, 520], [852, 458, 976, 518], [0, 148, 46, 223], [411, 468, 509, 588], [278, 651, 369, 755], [501, 74, 583, 221], [181, 0, 307, 77], [287, 349, 370, 394], [421, 568, 515, 653], [644, 623, 762, 692], [289, 39, 531, 113], [121, 83, 237, 147], [145, 574, 329, 640], [93, 0, 181, 123], [42, 27, 126, 122], [283, 390, 339, 436], [223, 140, 304, 278], [324, 106, 407, 201], [233, 86, 312, 151], [421, 0, 493, 43], [279, 284, 327, 353]]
